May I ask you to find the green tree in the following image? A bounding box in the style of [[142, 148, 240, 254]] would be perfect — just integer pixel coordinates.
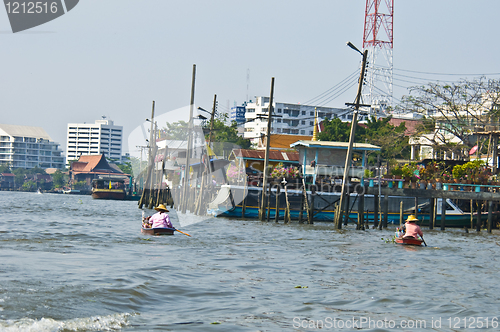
[[52, 170, 66, 188], [116, 161, 133, 175], [161, 121, 189, 140], [0, 164, 11, 173], [318, 117, 365, 142], [22, 180, 36, 191], [361, 116, 410, 161], [204, 114, 251, 156]]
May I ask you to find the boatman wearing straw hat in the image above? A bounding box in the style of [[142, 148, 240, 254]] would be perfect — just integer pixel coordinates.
[[400, 215, 423, 239], [146, 204, 173, 229]]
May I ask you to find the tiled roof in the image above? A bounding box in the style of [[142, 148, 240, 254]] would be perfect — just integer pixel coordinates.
[[72, 154, 124, 174]]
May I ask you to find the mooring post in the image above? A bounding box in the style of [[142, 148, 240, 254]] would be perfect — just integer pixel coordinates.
[[298, 192, 304, 224], [488, 200, 493, 233], [476, 201, 482, 232], [275, 185, 281, 223], [343, 192, 350, 226], [357, 192, 364, 230], [241, 185, 247, 218], [382, 193, 389, 228], [308, 185, 315, 224], [440, 198, 446, 230], [429, 198, 435, 230], [399, 201, 403, 227], [414, 197, 418, 219], [266, 191, 271, 222], [373, 192, 379, 228], [284, 185, 291, 224]]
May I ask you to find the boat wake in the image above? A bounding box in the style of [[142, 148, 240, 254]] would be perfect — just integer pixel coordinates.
[[0, 313, 133, 332]]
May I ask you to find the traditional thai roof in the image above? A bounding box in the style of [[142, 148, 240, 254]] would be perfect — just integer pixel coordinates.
[[230, 149, 299, 163], [290, 140, 381, 151], [71, 154, 124, 174]]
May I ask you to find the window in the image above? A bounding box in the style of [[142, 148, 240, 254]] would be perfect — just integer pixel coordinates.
[[309, 131, 313, 135], [310, 121, 314, 126], [247, 108, 255, 113], [277, 119, 281, 123], [301, 130, 305, 135], [302, 111, 306, 115], [301, 121, 306, 125], [278, 108, 282, 113], [284, 109, 289, 114], [310, 112, 314, 116]]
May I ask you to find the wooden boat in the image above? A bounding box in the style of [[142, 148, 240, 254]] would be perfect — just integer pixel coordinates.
[[141, 227, 175, 235], [395, 237, 423, 246], [91, 179, 126, 200]]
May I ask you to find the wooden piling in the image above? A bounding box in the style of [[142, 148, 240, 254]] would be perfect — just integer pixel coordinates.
[[488, 200, 493, 233], [284, 185, 291, 224], [357, 192, 364, 230], [275, 185, 281, 223], [399, 200, 403, 227], [382, 193, 389, 229], [440, 198, 446, 230], [298, 193, 304, 224], [373, 192, 379, 228], [301, 178, 309, 224], [414, 197, 418, 219], [476, 201, 482, 232], [308, 185, 315, 224], [241, 185, 247, 218], [266, 192, 271, 222], [429, 198, 435, 230]]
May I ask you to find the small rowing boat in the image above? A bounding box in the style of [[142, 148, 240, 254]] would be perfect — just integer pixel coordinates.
[[395, 237, 423, 246], [141, 227, 175, 235]]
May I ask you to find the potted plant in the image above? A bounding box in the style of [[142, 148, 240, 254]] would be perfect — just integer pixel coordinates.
[[390, 166, 403, 179]]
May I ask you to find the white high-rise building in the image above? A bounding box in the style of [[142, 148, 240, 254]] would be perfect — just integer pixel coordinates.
[[0, 124, 65, 169], [243, 97, 354, 146], [66, 119, 123, 163]]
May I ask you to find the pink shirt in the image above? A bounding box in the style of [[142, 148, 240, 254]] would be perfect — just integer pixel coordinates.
[[149, 212, 173, 228], [403, 222, 423, 239]]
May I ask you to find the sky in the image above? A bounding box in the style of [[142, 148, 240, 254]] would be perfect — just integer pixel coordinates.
[[2, 0, 500, 156]]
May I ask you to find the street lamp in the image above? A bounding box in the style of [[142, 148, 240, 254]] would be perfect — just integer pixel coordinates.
[[334, 42, 369, 229]]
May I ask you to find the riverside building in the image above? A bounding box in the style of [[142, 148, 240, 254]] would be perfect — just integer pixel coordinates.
[[66, 119, 123, 164], [0, 124, 65, 169], [243, 97, 361, 146]]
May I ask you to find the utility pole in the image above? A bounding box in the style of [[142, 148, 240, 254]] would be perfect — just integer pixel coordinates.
[[259, 77, 275, 221], [181, 64, 196, 214], [334, 45, 368, 229]]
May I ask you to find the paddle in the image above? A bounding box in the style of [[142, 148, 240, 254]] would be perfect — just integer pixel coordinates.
[[174, 229, 191, 237], [421, 236, 427, 247]]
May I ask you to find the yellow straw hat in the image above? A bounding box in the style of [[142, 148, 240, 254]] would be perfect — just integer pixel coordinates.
[[406, 214, 419, 222], [154, 204, 169, 212]]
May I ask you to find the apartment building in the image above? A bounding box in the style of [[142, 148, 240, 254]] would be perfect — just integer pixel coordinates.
[[0, 124, 65, 169], [243, 97, 355, 145], [66, 119, 123, 163]]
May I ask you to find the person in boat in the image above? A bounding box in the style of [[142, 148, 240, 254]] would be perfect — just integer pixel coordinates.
[[399, 215, 423, 239], [145, 204, 173, 229]]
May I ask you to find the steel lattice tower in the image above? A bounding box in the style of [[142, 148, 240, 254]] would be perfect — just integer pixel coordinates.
[[363, 0, 393, 113]]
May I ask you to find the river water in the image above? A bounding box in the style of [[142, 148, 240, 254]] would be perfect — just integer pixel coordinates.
[[0, 191, 499, 332]]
